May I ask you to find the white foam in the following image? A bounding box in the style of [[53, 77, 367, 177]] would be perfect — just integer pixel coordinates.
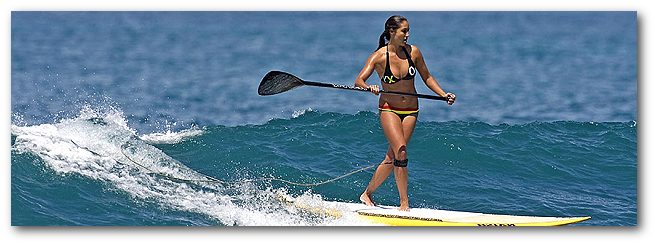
[[292, 107, 313, 118], [139, 127, 205, 144], [11, 106, 369, 226]]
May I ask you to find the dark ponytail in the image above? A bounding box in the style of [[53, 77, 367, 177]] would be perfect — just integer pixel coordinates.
[[377, 15, 408, 50], [378, 30, 389, 51]]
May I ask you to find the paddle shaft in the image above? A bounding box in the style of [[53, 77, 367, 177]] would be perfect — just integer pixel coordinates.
[[302, 81, 447, 101]]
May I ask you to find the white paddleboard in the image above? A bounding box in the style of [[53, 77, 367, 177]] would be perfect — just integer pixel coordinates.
[[282, 196, 590, 226]]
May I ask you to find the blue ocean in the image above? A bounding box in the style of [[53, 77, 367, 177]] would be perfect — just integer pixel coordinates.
[[11, 11, 636, 226]]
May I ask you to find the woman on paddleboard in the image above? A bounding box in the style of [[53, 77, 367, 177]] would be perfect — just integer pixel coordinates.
[[355, 15, 456, 211]]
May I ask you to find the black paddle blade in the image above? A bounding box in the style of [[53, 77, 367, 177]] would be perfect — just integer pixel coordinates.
[[258, 71, 305, 95]]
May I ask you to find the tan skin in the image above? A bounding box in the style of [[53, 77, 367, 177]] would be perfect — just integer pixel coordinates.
[[354, 20, 455, 211]]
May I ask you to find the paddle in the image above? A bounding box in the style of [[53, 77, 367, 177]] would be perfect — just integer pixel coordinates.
[[258, 71, 448, 101]]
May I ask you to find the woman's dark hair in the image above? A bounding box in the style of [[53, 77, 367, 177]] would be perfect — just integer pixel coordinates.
[[377, 15, 408, 50]]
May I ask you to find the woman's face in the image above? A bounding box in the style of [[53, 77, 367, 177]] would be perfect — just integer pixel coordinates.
[[390, 21, 410, 46]]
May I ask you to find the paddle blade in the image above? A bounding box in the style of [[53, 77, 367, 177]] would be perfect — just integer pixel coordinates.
[[258, 71, 305, 95]]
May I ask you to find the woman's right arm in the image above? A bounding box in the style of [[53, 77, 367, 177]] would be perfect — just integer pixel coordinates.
[[355, 52, 381, 95]]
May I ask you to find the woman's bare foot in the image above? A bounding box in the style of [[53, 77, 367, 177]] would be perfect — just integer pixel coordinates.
[[398, 199, 410, 211], [360, 192, 376, 206]]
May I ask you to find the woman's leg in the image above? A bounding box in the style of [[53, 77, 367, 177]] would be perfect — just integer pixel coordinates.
[[360, 146, 395, 206], [361, 112, 417, 209], [379, 112, 408, 160], [392, 114, 417, 211]]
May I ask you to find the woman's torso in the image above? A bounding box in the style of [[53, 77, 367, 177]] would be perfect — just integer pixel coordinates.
[[374, 45, 418, 109]]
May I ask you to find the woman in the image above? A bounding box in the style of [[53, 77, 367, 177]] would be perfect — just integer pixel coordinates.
[[354, 15, 456, 211]]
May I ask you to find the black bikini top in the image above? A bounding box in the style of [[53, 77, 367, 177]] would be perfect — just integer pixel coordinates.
[[381, 46, 416, 84]]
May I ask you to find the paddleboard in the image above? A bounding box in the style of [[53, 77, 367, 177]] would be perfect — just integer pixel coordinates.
[[281, 196, 590, 226]]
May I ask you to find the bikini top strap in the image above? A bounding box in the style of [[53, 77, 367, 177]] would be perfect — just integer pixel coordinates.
[[385, 45, 392, 73], [386, 45, 390, 64], [402, 46, 415, 66]]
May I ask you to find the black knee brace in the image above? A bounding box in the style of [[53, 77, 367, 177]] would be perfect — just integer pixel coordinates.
[[393, 159, 408, 167]]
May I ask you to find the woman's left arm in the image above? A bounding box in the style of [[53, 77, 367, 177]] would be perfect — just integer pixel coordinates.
[[414, 46, 456, 105]]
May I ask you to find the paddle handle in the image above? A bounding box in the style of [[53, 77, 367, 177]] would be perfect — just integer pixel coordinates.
[[302, 81, 448, 101]]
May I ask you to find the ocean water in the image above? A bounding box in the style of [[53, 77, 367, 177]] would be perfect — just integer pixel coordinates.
[[11, 11, 637, 226]]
